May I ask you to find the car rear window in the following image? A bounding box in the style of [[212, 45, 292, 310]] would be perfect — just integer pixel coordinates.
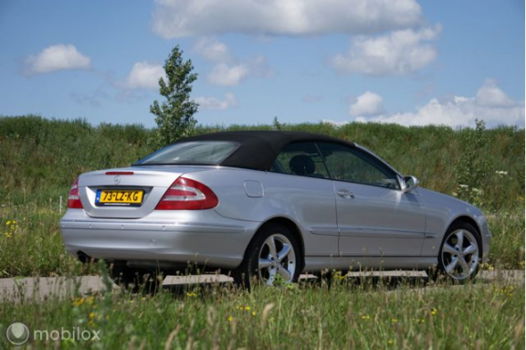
[[133, 141, 239, 166]]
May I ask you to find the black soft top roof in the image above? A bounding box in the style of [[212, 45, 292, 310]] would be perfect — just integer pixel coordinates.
[[179, 130, 354, 171]]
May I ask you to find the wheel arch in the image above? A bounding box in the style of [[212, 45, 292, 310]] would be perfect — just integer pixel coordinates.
[[242, 216, 305, 270], [446, 215, 483, 252]]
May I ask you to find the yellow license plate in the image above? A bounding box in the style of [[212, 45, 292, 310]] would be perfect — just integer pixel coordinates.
[[96, 189, 144, 206]]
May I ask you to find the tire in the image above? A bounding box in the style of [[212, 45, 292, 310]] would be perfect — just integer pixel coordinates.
[[109, 264, 162, 294], [234, 223, 302, 289], [436, 222, 482, 282]]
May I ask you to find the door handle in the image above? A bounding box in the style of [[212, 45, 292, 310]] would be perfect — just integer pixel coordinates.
[[336, 189, 354, 199]]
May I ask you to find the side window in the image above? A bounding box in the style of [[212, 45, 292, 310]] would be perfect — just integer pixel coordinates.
[[271, 142, 330, 179], [317, 142, 400, 189]]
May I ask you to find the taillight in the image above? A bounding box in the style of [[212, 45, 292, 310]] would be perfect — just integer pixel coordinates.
[[155, 177, 218, 210], [67, 177, 83, 209]]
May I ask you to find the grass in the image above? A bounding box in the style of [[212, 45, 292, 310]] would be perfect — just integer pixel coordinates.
[[0, 275, 523, 349], [0, 116, 152, 204], [0, 202, 90, 278]]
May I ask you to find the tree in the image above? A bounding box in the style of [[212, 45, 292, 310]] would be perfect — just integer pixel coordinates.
[[150, 46, 198, 146], [454, 119, 489, 207], [272, 116, 283, 130]]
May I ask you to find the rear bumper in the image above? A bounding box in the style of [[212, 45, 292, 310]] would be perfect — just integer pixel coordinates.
[[60, 209, 258, 269]]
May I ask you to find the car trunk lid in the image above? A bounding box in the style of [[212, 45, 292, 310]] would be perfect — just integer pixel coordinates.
[[77, 166, 208, 218]]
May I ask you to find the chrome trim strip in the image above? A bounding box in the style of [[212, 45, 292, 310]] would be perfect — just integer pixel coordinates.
[[309, 226, 340, 236], [338, 226, 426, 239]]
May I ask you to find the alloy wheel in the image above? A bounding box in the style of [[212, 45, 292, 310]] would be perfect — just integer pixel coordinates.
[[257, 233, 296, 285], [440, 229, 480, 280]]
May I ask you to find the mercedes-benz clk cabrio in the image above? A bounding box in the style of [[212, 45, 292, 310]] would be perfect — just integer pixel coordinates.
[[60, 131, 490, 288]]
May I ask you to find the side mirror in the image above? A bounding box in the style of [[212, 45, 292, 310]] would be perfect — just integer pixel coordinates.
[[402, 175, 419, 193]]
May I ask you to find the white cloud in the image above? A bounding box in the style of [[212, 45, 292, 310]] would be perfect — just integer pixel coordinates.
[[349, 91, 383, 116], [331, 25, 440, 75], [152, 0, 422, 38], [475, 79, 514, 107], [322, 119, 348, 127], [354, 80, 524, 128], [194, 93, 237, 110], [124, 62, 165, 89], [26, 44, 91, 74], [194, 38, 271, 86], [194, 37, 231, 62], [208, 63, 249, 86]]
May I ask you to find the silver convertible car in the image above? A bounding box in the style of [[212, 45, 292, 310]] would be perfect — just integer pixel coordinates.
[[60, 131, 490, 288]]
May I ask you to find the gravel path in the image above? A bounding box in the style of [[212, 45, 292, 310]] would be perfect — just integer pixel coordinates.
[[0, 270, 522, 303]]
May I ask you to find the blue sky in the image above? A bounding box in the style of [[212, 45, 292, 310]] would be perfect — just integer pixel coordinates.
[[0, 0, 524, 128]]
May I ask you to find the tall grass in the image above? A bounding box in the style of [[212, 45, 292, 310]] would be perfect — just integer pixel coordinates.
[[0, 202, 95, 277], [0, 276, 523, 349], [0, 116, 152, 204]]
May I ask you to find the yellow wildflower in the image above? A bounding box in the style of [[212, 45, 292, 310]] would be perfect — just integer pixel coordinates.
[[500, 286, 515, 296], [244, 306, 251, 311], [391, 318, 398, 324], [89, 312, 96, 320], [388, 340, 394, 345], [360, 314, 370, 320], [3, 232, 12, 239], [481, 263, 495, 271], [430, 308, 438, 316], [186, 291, 197, 297], [227, 315, 233, 322], [333, 271, 345, 280], [251, 311, 257, 317], [72, 297, 85, 307]]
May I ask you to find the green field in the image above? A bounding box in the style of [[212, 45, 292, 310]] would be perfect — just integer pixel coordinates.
[[0, 275, 523, 349], [0, 115, 524, 349]]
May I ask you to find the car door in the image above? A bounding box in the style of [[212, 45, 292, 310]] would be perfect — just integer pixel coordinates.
[[269, 141, 339, 257], [317, 142, 426, 257]]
